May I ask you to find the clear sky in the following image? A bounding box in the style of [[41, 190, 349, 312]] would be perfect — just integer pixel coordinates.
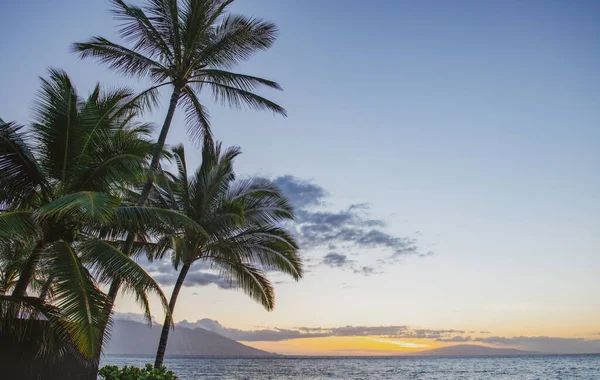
[[1, 0, 599, 355]]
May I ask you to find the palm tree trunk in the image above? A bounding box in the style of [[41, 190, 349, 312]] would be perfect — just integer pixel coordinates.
[[93, 85, 183, 367], [154, 263, 190, 369], [12, 242, 45, 297], [137, 85, 183, 206], [38, 275, 54, 301]]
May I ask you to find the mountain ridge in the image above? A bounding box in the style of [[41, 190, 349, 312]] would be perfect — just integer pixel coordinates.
[[408, 344, 536, 356], [105, 320, 277, 357]]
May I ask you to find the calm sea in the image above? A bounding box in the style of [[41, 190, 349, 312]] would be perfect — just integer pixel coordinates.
[[101, 355, 600, 379]]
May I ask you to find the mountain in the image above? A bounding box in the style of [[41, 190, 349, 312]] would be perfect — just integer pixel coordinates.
[[105, 320, 277, 357], [411, 344, 535, 356]]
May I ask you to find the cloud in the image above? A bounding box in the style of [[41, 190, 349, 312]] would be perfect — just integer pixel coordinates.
[[113, 312, 158, 324], [273, 175, 433, 274], [117, 313, 600, 354], [273, 175, 327, 209], [437, 335, 473, 342], [154, 272, 231, 289], [143, 258, 231, 289], [322, 253, 352, 268], [177, 319, 466, 342], [353, 266, 379, 276]]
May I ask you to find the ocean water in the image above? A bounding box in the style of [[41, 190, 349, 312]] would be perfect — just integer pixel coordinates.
[[101, 354, 600, 379]]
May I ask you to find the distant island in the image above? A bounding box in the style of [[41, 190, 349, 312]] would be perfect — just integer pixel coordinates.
[[409, 344, 536, 356], [107, 321, 539, 358], [105, 320, 277, 357]]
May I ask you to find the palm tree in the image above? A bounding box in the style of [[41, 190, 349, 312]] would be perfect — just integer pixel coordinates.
[[149, 140, 302, 367], [72, 0, 286, 206], [0, 70, 198, 360]]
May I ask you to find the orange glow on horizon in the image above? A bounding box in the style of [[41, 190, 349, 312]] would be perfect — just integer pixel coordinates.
[[243, 336, 440, 356]]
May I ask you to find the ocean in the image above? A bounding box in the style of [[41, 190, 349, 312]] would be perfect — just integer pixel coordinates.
[[101, 354, 600, 379]]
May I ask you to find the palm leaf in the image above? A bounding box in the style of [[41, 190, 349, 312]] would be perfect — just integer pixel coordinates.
[[78, 239, 171, 325], [72, 37, 164, 78], [45, 241, 108, 360], [37, 192, 120, 224], [0, 122, 50, 207], [207, 258, 275, 310], [0, 211, 36, 240]]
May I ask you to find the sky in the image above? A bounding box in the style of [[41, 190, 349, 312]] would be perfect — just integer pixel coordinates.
[[1, 0, 599, 355]]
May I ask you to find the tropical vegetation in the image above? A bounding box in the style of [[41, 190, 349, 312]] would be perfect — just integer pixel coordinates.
[[99, 363, 178, 380], [149, 140, 301, 367], [72, 0, 288, 360], [0, 0, 296, 377], [0, 70, 197, 360]]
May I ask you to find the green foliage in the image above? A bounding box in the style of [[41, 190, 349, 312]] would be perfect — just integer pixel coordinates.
[[73, 0, 287, 142], [151, 139, 303, 367], [0, 70, 179, 361], [99, 364, 178, 380]]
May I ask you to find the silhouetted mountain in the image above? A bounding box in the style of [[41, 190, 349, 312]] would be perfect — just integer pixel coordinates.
[[105, 320, 277, 357], [411, 344, 535, 356]]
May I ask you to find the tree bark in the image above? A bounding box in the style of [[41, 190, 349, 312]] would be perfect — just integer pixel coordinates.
[[92, 85, 183, 368], [137, 85, 183, 206], [12, 242, 45, 297], [38, 275, 54, 301], [154, 263, 190, 368]]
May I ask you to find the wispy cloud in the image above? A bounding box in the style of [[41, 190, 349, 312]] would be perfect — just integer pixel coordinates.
[[273, 175, 433, 275], [178, 319, 465, 342], [115, 313, 600, 354]]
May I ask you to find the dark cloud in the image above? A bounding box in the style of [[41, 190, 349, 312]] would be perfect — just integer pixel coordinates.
[[143, 258, 231, 289], [153, 271, 230, 289], [353, 266, 379, 276], [480, 331, 490, 334], [273, 175, 327, 209], [323, 253, 352, 268], [118, 313, 600, 354], [176, 319, 466, 342], [437, 335, 473, 342], [274, 176, 433, 273]]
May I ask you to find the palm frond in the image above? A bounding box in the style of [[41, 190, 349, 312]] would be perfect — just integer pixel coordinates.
[[112, 206, 206, 237], [0, 211, 36, 240], [0, 121, 50, 207], [31, 68, 81, 188], [227, 177, 294, 224], [206, 225, 302, 280], [208, 258, 274, 310], [72, 37, 164, 78], [45, 241, 108, 359], [111, 0, 174, 62], [199, 14, 279, 68], [180, 85, 212, 142], [36, 192, 120, 224], [79, 239, 170, 325], [189, 80, 286, 115]]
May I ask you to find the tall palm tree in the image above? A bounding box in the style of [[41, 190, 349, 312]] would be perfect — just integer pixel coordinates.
[[0, 70, 198, 360], [149, 140, 302, 367], [72, 0, 286, 205]]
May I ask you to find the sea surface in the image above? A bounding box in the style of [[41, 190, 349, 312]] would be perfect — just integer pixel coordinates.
[[101, 354, 600, 379]]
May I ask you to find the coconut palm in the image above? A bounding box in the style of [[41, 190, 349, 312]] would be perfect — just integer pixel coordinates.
[[148, 140, 302, 367], [72, 0, 286, 205], [0, 70, 198, 360]]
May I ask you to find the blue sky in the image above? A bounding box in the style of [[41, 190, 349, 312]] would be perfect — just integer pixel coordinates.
[[1, 0, 599, 353]]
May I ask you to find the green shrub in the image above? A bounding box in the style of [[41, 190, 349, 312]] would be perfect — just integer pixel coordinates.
[[99, 363, 179, 380]]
